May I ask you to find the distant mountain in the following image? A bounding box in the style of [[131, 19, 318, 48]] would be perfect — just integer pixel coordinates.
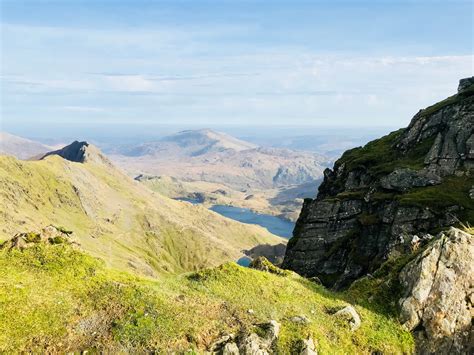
[[0, 132, 52, 160], [117, 129, 257, 158], [110, 129, 331, 190]]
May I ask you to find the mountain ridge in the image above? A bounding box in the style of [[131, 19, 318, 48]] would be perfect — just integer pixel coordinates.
[[0, 142, 283, 276]]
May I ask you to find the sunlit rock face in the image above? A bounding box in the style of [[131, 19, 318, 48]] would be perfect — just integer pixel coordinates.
[[282, 78, 474, 289]]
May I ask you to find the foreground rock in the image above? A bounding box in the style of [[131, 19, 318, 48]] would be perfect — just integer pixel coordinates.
[[333, 306, 361, 331], [399, 228, 473, 354], [211, 320, 280, 354], [283, 77, 474, 289], [1, 225, 73, 250]]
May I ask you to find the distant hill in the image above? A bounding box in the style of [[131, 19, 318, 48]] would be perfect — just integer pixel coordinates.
[[0, 141, 282, 276], [110, 129, 331, 190], [0, 132, 52, 160], [118, 129, 257, 157]]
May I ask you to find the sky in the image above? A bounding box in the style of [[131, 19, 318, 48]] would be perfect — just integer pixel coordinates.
[[1, 0, 473, 139]]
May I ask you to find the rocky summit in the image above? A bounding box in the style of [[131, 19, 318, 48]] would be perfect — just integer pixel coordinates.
[[282, 78, 474, 289]]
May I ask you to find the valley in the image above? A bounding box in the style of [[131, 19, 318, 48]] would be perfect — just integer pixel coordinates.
[[108, 129, 331, 222]]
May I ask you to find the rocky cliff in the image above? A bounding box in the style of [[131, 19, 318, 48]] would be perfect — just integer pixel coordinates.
[[282, 78, 474, 289], [399, 227, 473, 354]]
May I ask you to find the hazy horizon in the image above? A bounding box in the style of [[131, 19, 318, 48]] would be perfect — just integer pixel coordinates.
[[1, 0, 472, 137]]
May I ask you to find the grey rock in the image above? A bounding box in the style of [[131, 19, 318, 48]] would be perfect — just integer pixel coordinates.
[[211, 321, 280, 355], [222, 342, 239, 355], [333, 305, 361, 331], [458, 76, 474, 93], [399, 227, 473, 354], [380, 168, 441, 192], [299, 337, 317, 355]]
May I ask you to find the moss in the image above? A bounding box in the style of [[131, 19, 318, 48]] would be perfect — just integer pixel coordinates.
[[249, 256, 292, 276], [49, 235, 68, 244], [345, 251, 420, 316], [336, 130, 436, 180], [24, 232, 41, 243], [334, 190, 366, 201], [396, 175, 474, 223]]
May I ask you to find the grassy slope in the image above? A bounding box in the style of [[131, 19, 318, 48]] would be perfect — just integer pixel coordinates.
[[0, 155, 283, 276], [0, 243, 414, 353]]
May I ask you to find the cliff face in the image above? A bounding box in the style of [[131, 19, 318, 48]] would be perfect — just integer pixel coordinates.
[[282, 78, 474, 289]]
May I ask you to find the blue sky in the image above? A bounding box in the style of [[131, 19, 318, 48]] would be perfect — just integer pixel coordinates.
[[1, 0, 473, 136]]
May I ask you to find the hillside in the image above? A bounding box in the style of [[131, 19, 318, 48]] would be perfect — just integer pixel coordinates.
[[109, 129, 330, 190], [0, 142, 283, 276], [0, 239, 413, 353], [0, 131, 52, 160], [283, 77, 474, 289]]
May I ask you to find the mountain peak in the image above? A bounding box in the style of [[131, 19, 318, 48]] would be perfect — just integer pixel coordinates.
[[41, 140, 112, 166]]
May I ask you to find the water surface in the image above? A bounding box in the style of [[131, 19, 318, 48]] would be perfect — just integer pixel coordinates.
[[209, 205, 294, 239]]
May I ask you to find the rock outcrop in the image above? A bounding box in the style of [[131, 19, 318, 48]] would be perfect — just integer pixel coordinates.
[[398, 227, 473, 354], [41, 141, 113, 166], [1, 225, 73, 250], [282, 78, 474, 289]]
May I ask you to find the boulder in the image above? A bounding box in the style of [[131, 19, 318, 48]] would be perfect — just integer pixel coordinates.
[[399, 228, 473, 354], [333, 305, 361, 331]]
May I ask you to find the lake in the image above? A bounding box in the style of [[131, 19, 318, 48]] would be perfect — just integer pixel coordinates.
[[209, 205, 295, 239]]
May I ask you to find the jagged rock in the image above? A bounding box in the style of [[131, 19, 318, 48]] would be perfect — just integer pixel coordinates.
[[298, 337, 317, 355], [211, 321, 280, 355], [399, 227, 473, 354], [283, 78, 474, 289], [458, 76, 474, 93], [380, 168, 441, 192], [333, 305, 361, 331]]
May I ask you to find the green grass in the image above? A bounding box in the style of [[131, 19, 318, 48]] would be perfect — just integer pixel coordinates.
[[396, 175, 474, 224], [337, 130, 436, 178], [0, 243, 414, 354]]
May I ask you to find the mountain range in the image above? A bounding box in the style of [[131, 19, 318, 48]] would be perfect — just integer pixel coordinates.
[[0, 78, 473, 353], [109, 128, 331, 190]]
